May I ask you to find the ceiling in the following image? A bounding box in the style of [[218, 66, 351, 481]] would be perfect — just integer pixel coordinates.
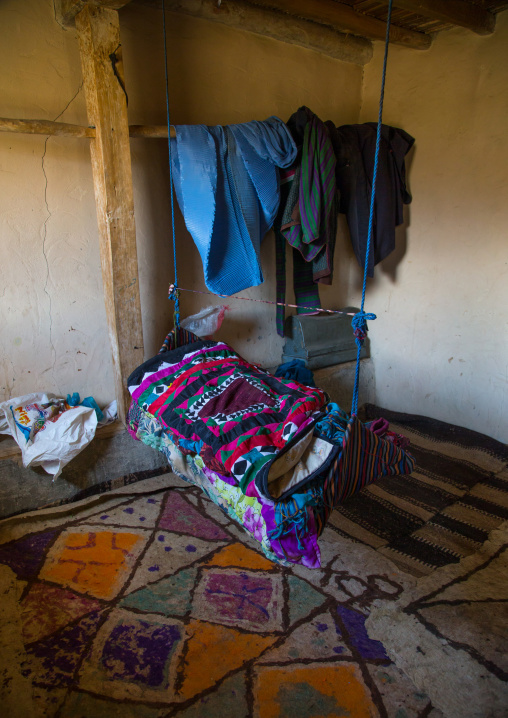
[[242, 0, 508, 49], [66, 1, 508, 60], [330, 0, 508, 36]]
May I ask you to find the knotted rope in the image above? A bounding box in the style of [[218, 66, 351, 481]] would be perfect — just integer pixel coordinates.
[[350, 0, 393, 416]]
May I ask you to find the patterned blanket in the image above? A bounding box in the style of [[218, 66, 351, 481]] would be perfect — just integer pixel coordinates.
[[127, 340, 415, 567], [128, 340, 332, 499]]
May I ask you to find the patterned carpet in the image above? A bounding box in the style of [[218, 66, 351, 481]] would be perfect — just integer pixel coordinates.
[[1, 408, 506, 716], [367, 521, 508, 718], [0, 473, 442, 718], [332, 405, 508, 576]]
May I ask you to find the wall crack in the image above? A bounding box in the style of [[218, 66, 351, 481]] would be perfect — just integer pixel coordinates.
[[41, 82, 84, 386]]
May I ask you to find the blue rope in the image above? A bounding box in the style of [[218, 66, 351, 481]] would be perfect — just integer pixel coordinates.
[[351, 0, 393, 416], [162, 0, 180, 330]]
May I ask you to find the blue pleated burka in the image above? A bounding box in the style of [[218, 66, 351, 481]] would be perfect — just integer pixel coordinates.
[[171, 117, 297, 296]]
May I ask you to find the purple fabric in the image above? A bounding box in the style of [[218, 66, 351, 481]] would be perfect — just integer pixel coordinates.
[[367, 417, 390, 435], [198, 377, 275, 419], [202, 465, 237, 487], [262, 502, 320, 568]]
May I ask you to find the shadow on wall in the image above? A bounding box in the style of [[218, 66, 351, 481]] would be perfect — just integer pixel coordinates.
[[380, 143, 415, 283], [131, 138, 174, 358], [380, 206, 410, 282]]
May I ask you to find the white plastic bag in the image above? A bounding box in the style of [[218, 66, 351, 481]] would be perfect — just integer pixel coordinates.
[[180, 305, 227, 338], [0, 392, 98, 480], [98, 399, 117, 426]]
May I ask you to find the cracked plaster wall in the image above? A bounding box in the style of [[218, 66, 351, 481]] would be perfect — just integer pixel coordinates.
[[359, 12, 508, 444], [0, 0, 363, 407], [0, 0, 113, 405]]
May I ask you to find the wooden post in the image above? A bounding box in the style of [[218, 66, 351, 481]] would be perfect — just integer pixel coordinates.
[[75, 4, 144, 424]]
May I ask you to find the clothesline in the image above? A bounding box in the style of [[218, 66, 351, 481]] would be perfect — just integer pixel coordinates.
[[168, 284, 358, 317]]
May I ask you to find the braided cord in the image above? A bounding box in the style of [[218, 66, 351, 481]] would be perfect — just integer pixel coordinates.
[[351, 0, 393, 416], [162, 0, 180, 332]]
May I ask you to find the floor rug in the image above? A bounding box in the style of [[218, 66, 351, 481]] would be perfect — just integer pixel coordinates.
[[331, 405, 508, 576], [0, 425, 168, 520], [366, 520, 508, 718], [0, 473, 444, 718], [3, 405, 506, 580]]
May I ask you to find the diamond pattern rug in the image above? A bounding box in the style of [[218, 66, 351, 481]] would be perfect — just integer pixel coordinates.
[[0, 473, 443, 718]]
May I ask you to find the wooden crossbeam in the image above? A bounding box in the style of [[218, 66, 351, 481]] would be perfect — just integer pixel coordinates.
[[128, 125, 175, 138], [380, 0, 496, 35], [0, 118, 96, 137], [75, 4, 144, 424], [246, 0, 432, 49], [0, 117, 177, 138]]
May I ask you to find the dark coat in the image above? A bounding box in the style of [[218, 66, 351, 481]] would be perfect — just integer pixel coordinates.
[[327, 122, 415, 277]]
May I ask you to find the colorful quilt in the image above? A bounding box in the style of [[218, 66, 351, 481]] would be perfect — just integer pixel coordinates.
[[127, 339, 416, 568], [128, 340, 333, 499]]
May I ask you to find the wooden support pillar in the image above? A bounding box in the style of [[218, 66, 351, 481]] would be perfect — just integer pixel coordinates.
[[75, 4, 144, 424]]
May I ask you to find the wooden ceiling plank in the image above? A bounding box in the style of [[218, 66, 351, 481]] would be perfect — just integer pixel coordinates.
[[75, 4, 144, 424], [379, 0, 496, 34], [247, 0, 432, 49], [56, 0, 134, 27]]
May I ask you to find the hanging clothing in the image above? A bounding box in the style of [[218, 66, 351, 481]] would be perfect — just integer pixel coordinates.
[[282, 107, 338, 283], [327, 122, 415, 277], [274, 107, 339, 336], [274, 167, 322, 336], [171, 117, 297, 296]]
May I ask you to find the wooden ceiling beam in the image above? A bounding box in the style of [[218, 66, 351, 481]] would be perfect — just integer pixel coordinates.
[[163, 0, 373, 65], [247, 0, 432, 49], [56, 0, 134, 27], [380, 0, 496, 35]]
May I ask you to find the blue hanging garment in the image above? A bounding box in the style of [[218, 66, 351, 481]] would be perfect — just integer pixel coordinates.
[[171, 117, 297, 296]]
